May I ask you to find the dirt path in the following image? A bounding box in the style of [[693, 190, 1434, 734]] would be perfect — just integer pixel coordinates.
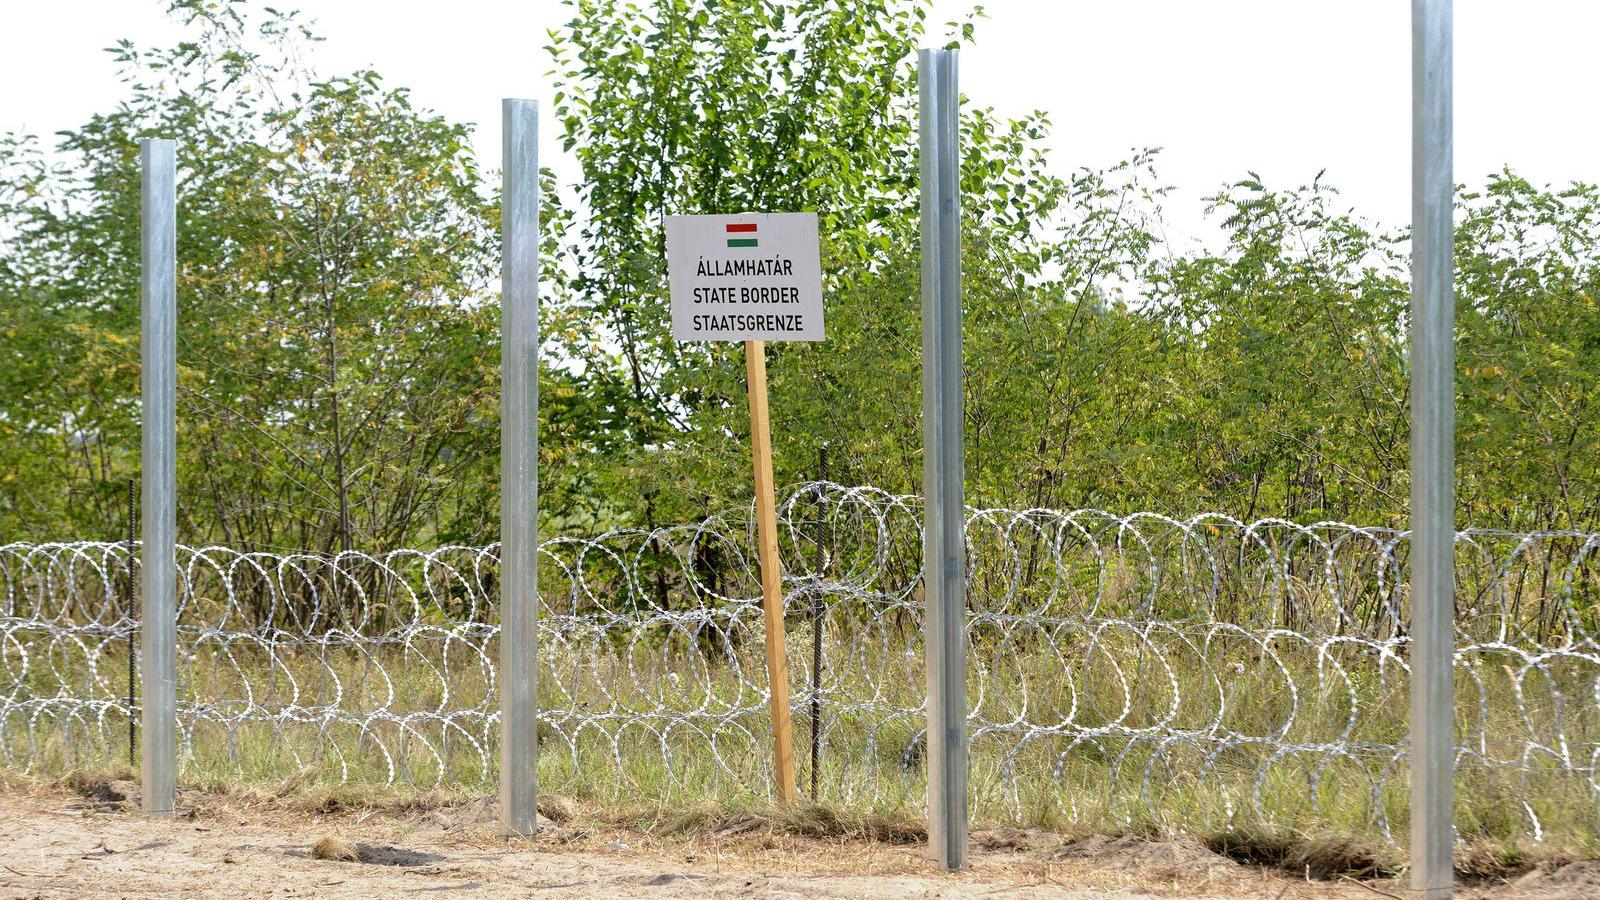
[[0, 783, 1567, 899]]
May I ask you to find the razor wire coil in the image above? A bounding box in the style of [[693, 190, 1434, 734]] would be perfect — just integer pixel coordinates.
[[3, 483, 1598, 840]]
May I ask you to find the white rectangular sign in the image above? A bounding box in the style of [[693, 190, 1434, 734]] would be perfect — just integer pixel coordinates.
[[665, 212, 824, 342]]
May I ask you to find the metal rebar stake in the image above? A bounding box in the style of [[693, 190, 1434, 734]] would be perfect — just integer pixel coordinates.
[[811, 445, 827, 801], [139, 138, 177, 815], [127, 478, 136, 766], [919, 47, 967, 871], [1410, 1, 1455, 895], [499, 98, 541, 836]]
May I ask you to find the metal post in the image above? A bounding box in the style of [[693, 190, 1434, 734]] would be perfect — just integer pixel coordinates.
[[500, 98, 541, 836], [127, 478, 136, 766], [139, 138, 177, 815], [919, 47, 966, 871], [810, 444, 827, 801], [1410, 2, 1455, 895]]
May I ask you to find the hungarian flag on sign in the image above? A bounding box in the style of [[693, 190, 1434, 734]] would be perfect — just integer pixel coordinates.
[[725, 222, 758, 248]]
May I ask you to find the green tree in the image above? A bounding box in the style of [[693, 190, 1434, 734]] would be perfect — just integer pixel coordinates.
[[5, 0, 1600, 550], [1, 2, 508, 549]]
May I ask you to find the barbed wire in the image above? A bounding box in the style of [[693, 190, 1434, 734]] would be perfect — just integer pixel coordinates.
[[2, 483, 1598, 840]]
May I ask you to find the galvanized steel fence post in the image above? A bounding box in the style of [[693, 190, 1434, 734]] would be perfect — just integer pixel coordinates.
[[919, 47, 967, 871], [500, 98, 541, 836], [139, 138, 177, 815], [1410, 1, 1455, 895]]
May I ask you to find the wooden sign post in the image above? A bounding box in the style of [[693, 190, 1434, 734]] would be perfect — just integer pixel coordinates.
[[744, 338, 796, 805], [665, 212, 824, 806]]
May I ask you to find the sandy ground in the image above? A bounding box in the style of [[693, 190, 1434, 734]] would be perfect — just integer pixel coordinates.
[[0, 782, 1586, 899]]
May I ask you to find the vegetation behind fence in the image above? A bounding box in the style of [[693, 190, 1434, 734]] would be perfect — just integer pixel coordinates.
[[4, 1, 1599, 551]]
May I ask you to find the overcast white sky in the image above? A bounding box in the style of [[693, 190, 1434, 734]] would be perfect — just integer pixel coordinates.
[[3, 1, 1596, 246]]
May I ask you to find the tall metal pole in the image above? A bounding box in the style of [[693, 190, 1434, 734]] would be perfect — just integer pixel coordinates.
[[1410, 2, 1455, 895], [139, 138, 177, 815], [919, 47, 966, 871], [500, 98, 541, 836]]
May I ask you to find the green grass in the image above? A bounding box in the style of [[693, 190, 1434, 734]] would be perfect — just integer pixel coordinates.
[[7, 612, 1598, 875]]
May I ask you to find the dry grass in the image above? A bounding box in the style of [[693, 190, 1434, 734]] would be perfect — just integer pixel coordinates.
[[13, 760, 1584, 898], [23, 763, 1567, 885], [1206, 829, 1399, 880], [310, 834, 359, 862], [10, 613, 1599, 881], [0, 776, 1395, 899], [638, 800, 926, 845]]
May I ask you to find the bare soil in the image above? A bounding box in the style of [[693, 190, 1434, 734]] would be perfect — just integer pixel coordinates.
[[1495, 860, 1600, 899], [0, 781, 1576, 899]]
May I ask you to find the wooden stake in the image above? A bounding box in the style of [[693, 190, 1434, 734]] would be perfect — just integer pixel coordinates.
[[745, 339, 797, 805]]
